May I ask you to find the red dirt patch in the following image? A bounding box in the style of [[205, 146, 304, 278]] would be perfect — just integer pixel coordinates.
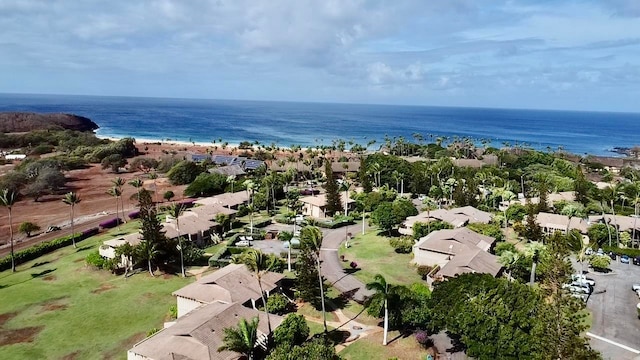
[[91, 283, 116, 294], [43, 275, 57, 281], [40, 303, 68, 313], [61, 351, 80, 360], [0, 326, 44, 346], [0, 312, 17, 327], [162, 273, 173, 279], [73, 257, 85, 263]]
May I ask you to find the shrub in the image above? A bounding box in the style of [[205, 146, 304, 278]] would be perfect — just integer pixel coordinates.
[[80, 227, 100, 239], [414, 330, 432, 348], [264, 293, 293, 315], [350, 261, 358, 269], [128, 210, 140, 219], [85, 251, 105, 269], [208, 245, 229, 267], [99, 218, 121, 229], [169, 305, 178, 320], [390, 237, 414, 253], [417, 265, 433, 279], [273, 314, 309, 348], [589, 254, 611, 272]]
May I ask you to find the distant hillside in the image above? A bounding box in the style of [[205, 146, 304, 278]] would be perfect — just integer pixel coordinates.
[[0, 112, 99, 133]]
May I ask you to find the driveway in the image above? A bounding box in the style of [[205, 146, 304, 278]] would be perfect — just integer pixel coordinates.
[[320, 223, 374, 303], [582, 258, 640, 360]]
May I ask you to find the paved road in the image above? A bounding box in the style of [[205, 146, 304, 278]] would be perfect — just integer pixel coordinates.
[[320, 223, 374, 303], [582, 258, 640, 360]]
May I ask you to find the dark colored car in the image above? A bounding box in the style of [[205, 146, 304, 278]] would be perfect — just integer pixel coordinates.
[[608, 252, 617, 260], [633, 256, 640, 266], [300, 188, 320, 196]]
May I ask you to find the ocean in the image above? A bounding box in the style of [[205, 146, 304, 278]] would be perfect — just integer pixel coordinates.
[[0, 93, 639, 157]]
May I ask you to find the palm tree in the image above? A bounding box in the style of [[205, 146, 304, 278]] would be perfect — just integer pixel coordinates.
[[244, 250, 276, 338], [112, 177, 126, 223], [217, 317, 259, 360], [340, 179, 351, 216], [169, 203, 186, 277], [498, 250, 520, 281], [0, 189, 18, 272], [137, 240, 159, 276], [524, 241, 545, 285], [244, 180, 256, 233], [107, 186, 123, 229], [366, 274, 392, 345], [129, 177, 145, 204], [300, 226, 328, 333], [62, 192, 81, 248]]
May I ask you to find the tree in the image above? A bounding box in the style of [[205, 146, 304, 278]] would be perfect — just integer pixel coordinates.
[[266, 337, 338, 360], [295, 246, 321, 304], [366, 274, 392, 345], [62, 192, 81, 248], [166, 160, 202, 185], [163, 190, 175, 202], [588, 223, 616, 247], [589, 255, 611, 271], [138, 190, 166, 276], [106, 186, 123, 229], [217, 317, 259, 360], [523, 202, 544, 242], [112, 177, 126, 224], [101, 153, 127, 173], [323, 160, 343, 216], [184, 172, 228, 197], [0, 189, 18, 272], [244, 249, 277, 340], [299, 226, 328, 333], [273, 314, 309, 348], [168, 203, 186, 277], [129, 177, 145, 204], [370, 202, 398, 235], [18, 221, 40, 237]]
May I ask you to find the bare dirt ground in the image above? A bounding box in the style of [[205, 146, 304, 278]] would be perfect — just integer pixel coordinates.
[[0, 142, 198, 255]]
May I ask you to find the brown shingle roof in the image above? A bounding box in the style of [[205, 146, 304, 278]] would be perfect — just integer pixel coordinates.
[[415, 228, 496, 254], [129, 302, 283, 360], [173, 264, 284, 306], [437, 247, 502, 278]]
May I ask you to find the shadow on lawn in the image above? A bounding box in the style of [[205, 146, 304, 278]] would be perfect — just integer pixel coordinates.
[[31, 269, 56, 278], [31, 261, 51, 268], [75, 245, 92, 252]]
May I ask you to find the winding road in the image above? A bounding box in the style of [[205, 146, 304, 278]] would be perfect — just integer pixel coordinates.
[[320, 223, 374, 303]]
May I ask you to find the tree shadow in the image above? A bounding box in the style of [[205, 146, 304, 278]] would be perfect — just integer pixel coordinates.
[[31, 261, 50, 268], [31, 269, 56, 278], [75, 246, 92, 252]]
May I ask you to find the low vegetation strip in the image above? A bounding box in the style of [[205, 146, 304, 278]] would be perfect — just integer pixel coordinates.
[[0, 232, 91, 271]]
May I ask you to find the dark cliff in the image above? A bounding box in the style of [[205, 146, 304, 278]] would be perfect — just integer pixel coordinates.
[[0, 112, 99, 133]]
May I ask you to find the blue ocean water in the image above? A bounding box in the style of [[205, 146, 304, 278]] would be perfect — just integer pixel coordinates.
[[0, 93, 639, 156]]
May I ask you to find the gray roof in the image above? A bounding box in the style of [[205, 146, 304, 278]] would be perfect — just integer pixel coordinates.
[[173, 264, 284, 305], [588, 214, 640, 232], [195, 191, 249, 208], [415, 228, 495, 255], [210, 165, 246, 177], [437, 247, 502, 278], [129, 301, 283, 360], [536, 212, 588, 233]]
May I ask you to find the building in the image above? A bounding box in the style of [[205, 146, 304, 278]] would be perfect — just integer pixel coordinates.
[[195, 191, 249, 210], [127, 301, 283, 360], [163, 212, 217, 246], [401, 206, 492, 235], [172, 263, 284, 318], [99, 232, 142, 264], [536, 212, 588, 235], [412, 228, 501, 283], [588, 214, 640, 239], [299, 192, 355, 218]]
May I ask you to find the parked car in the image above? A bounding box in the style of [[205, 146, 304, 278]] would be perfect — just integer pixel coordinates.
[[633, 256, 640, 266], [571, 293, 588, 302], [300, 188, 320, 196], [608, 252, 617, 260], [636, 289, 640, 299], [597, 248, 604, 256], [45, 225, 61, 233], [571, 274, 595, 287], [570, 282, 593, 293], [621, 255, 630, 264], [632, 284, 640, 292], [563, 284, 591, 294], [585, 248, 594, 256]]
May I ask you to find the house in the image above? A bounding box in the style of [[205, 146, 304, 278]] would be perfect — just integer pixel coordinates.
[[330, 161, 361, 174], [518, 191, 575, 207], [588, 214, 640, 239], [412, 228, 501, 283], [299, 192, 356, 218], [209, 164, 246, 177], [172, 263, 284, 318], [127, 301, 283, 360], [584, 156, 625, 174], [99, 232, 142, 260], [400, 206, 492, 235], [163, 212, 217, 245], [536, 212, 588, 234], [195, 191, 249, 209]]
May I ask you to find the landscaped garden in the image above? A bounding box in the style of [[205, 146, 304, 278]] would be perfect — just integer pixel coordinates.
[[0, 222, 190, 359], [338, 230, 423, 286]]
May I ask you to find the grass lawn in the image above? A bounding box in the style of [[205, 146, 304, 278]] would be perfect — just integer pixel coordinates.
[[339, 330, 434, 360], [0, 222, 191, 360], [338, 231, 424, 286], [296, 302, 339, 323]]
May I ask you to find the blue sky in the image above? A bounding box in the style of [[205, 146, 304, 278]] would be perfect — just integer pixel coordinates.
[[1, 0, 639, 112]]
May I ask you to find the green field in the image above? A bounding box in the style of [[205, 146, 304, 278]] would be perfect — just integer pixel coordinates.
[[338, 231, 424, 286], [339, 330, 433, 360], [0, 222, 190, 359]]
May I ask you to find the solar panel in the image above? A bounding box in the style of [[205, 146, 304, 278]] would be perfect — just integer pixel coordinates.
[[212, 155, 235, 165], [243, 160, 265, 170]]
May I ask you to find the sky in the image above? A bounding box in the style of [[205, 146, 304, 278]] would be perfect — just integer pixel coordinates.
[[1, 0, 639, 112]]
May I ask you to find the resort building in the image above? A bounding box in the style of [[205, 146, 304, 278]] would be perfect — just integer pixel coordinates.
[[299, 192, 356, 218], [127, 301, 283, 360], [400, 206, 492, 235], [412, 228, 501, 284], [536, 212, 589, 235], [99, 232, 142, 263], [172, 263, 284, 318]]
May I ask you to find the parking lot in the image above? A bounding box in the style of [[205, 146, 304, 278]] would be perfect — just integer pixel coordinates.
[[581, 258, 640, 359]]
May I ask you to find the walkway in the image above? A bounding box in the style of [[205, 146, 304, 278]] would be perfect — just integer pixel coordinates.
[[320, 223, 374, 303]]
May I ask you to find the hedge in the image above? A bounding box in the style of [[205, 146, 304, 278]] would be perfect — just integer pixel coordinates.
[[316, 219, 355, 229], [208, 244, 231, 267], [602, 245, 640, 258], [99, 218, 122, 229], [0, 233, 83, 271]]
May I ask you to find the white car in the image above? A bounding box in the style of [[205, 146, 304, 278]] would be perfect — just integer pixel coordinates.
[[632, 284, 640, 292], [563, 284, 591, 294], [636, 289, 640, 299], [572, 274, 595, 287]]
